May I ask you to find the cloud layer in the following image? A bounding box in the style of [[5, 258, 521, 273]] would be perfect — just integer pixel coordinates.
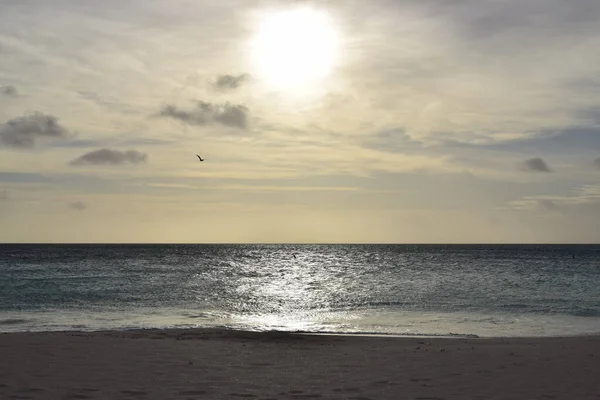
[[2, 0, 600, 242], [159, 101, 249, 129], [0, 113, 70, 148], [70, 149, 148, 166]]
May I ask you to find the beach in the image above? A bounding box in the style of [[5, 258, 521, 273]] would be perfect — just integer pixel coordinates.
[[0, 329, 599, 399]]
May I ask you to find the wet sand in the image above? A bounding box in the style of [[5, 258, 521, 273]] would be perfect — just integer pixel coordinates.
[[0, 328, 599, 399]]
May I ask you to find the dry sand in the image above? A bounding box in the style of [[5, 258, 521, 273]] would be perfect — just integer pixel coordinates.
[[0, 328, 599, 399]]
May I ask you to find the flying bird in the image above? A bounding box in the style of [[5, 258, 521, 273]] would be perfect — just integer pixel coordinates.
[[196, 154, 205, 162]]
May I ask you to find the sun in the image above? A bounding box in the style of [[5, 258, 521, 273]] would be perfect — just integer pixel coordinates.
[[249, 6, 340, 91]]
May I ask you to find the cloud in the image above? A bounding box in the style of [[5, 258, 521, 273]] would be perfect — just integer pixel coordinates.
[[361, 128, 424, 153], [158, 101, 249, 129], [70, 149, 148, 166], [212, 74, 250, 90], [595, 157, 600, 169], [0, 112, 71, 148], [68, 201, 87, 211], [0, 85, 18, 97], [0, 190, 9, 201], [520, 157, 552, 172]]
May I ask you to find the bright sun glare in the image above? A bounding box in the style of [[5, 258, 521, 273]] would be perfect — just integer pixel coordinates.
[[250, 7, 340, 91]]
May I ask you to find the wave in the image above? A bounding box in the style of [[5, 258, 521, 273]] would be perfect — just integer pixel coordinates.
[[291, 330, 480, 339], [0, 318, 29, 325]]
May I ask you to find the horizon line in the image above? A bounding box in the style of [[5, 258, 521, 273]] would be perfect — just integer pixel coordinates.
[[0, 242, 598, 246]]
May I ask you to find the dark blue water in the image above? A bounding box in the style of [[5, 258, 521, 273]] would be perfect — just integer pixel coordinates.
[[1, 244, 599, 337]]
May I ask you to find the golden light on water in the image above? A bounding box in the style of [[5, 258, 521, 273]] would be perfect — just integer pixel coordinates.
[[249, 6, 341, 93]]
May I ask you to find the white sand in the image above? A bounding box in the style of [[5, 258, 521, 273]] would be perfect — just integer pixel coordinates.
[[0, 328, 599, 399]]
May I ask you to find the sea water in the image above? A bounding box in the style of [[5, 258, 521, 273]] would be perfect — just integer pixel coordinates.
[[1, 244, 599, 337]]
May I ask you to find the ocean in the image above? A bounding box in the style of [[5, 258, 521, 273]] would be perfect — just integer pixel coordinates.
[[1, 244, 599, 337]]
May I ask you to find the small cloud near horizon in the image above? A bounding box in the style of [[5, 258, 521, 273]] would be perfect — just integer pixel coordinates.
[[70, 149, 148, 166], [0, 112, 71, 148], [158, 101, 249, 129], [0, 85, 18, 97], [520, 157, 552, 172], [69, 201, 87, 211], [537, 199, 563, 213]]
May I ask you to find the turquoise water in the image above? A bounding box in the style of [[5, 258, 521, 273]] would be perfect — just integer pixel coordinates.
[[1, 244, 599, 337]]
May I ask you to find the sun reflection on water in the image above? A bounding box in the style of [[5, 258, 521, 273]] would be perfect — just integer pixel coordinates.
[[223, 248, 363, 331]]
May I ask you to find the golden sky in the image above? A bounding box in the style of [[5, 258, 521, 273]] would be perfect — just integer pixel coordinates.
[[1, 0, 600, 242]]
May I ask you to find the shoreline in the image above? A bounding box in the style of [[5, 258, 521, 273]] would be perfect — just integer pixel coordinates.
[[4, 306, 600, 339], [1, 327, 599, 399], [5, 324, 600, 339]]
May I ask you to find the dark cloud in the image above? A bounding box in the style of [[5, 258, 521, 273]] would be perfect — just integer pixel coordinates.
[[0, 112, 71, 148], [0, 85, 18, 97], [68, 201, 87, 211], [70, 149, 148, 166], [520, 157, 552, 172], [595, 157, 600, 169], [159, 101, 249, 129], [213, 74, 250, 90]]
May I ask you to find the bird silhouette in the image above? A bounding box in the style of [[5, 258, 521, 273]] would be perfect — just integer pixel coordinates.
[[196, 154, 205, 162]]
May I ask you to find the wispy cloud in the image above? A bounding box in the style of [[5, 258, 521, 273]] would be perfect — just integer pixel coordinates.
[[49, 139, 107, 149], [77, 90, 138, 114], [212, 74, 250, 90], [70, 149, 148, 166], [519, 158, 552, 172], [146, 183, 198, 190], [158, 101, 249, 129], [2, 0, 600, 242], [0, 112, 71, 148], [213, 184, 360, 192], [440, 127, 600, 155], [0, 85, 18, 97]]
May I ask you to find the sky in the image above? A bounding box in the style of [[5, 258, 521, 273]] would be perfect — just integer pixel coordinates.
[[1, 0, 600, 243]]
